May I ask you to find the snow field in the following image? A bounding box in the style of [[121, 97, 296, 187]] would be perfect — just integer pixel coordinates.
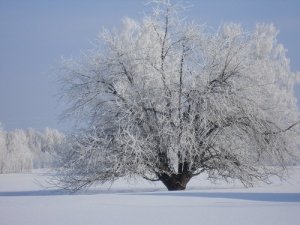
[[0, 168, 300, 225]]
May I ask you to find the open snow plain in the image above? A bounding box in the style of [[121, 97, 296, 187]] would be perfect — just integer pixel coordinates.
[[1, 168, 300, 225]]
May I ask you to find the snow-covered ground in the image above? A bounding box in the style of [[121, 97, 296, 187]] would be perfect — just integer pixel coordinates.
[[1, 168, 300, 225]]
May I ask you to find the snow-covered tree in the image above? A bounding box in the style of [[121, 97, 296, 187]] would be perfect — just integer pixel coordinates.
[[57, 1, 300, 191], [0, 126, 8, 173], [0, 125, 65, 173]]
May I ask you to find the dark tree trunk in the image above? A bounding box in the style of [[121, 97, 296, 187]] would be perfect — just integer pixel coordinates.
[[158, 173, 192, 191]]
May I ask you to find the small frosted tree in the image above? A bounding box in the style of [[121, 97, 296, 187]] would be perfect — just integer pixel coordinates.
[[57, 1, 300, 191], [0, 126, 8, 173]]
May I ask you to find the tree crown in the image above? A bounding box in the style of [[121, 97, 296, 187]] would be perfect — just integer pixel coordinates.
[[57, 0, 300, 191]]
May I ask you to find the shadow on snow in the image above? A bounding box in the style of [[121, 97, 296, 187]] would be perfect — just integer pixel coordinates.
[[1, 189, 300, 203], [0, 190, 69, 196], [136, 192, 300, 203]]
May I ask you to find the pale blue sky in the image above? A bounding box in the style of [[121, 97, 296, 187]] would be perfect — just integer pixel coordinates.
[[0, 0, 300, 131]]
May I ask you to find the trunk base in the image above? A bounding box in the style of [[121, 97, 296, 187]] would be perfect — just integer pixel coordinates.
[[159, 173, 191, 191]]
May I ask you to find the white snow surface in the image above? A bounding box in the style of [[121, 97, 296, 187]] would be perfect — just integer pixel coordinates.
[[1, 168, 300, 225]]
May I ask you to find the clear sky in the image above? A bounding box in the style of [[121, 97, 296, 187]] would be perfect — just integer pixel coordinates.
[[1, 0, 300, 132]]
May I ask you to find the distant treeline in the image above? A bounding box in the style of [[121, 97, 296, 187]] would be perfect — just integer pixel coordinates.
[[0, 126, 65, 173]]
